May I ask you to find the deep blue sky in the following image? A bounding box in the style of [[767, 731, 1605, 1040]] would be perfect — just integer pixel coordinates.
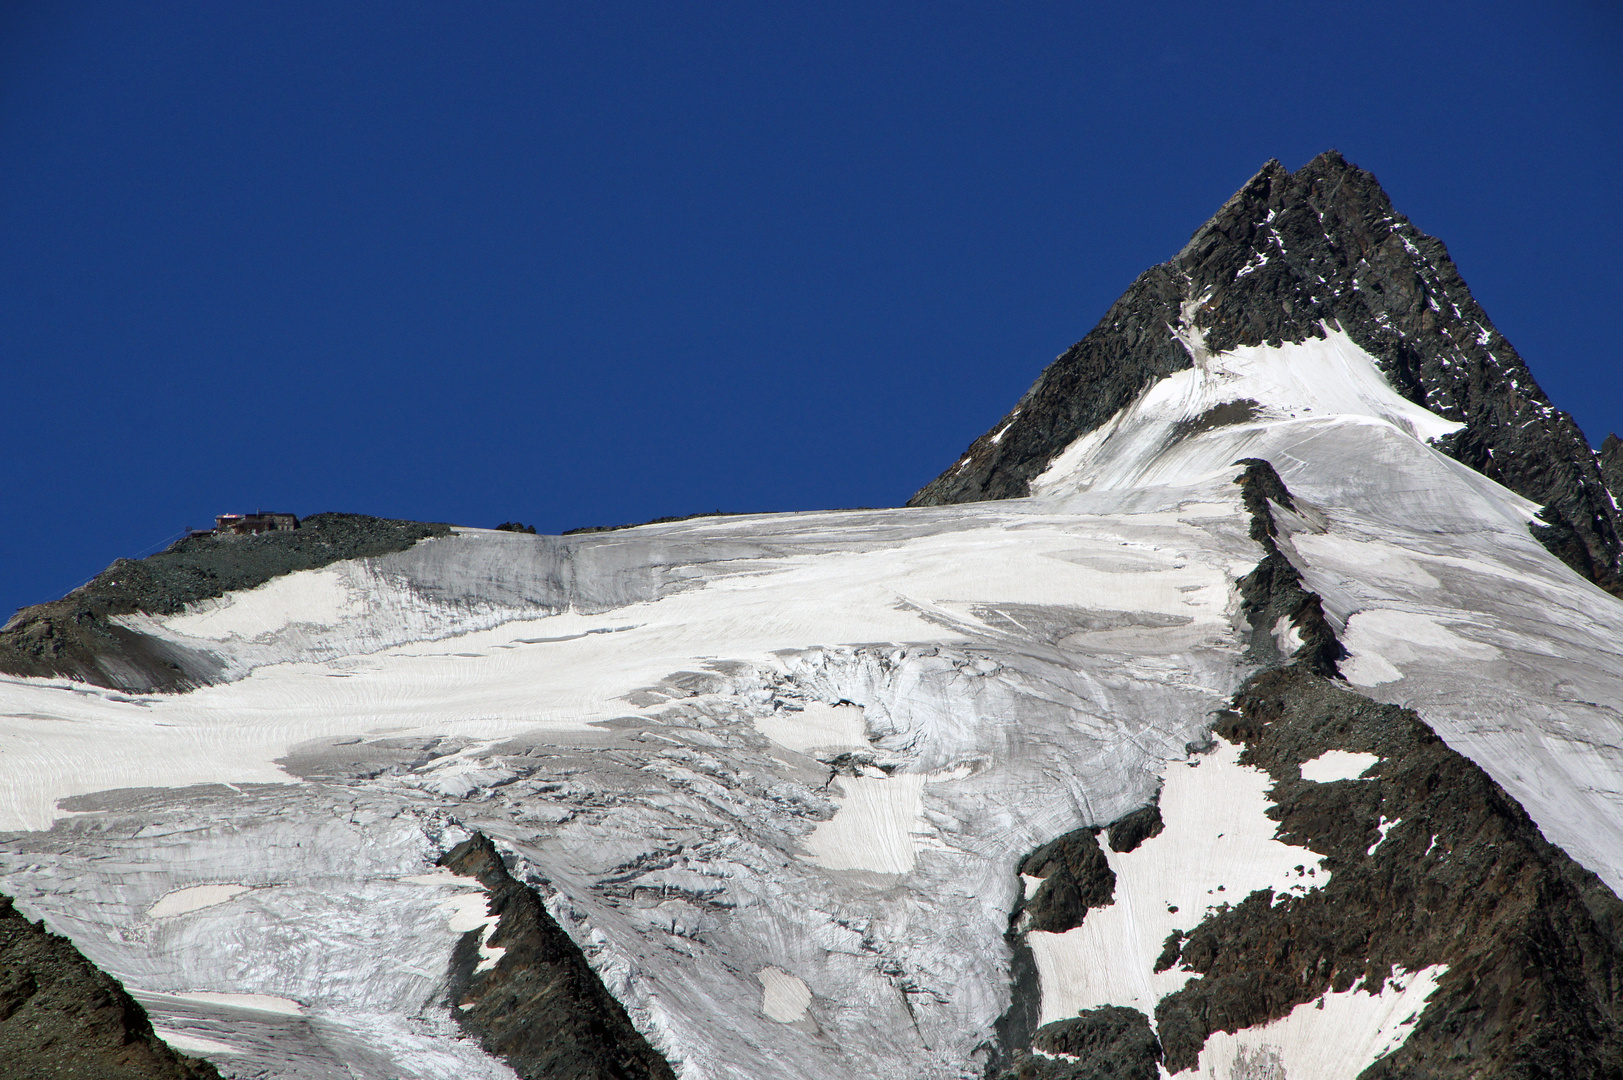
[[3, 2, 1620, 617]]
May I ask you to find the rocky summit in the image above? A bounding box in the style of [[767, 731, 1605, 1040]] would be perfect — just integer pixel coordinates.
[[911, 151, 1623, 599], [2, 154, 1621, 1080]]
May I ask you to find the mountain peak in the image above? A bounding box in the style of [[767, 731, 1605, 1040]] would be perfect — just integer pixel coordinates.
[[911, 153, 1623, 596]]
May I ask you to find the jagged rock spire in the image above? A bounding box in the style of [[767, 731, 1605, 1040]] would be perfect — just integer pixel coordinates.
[[910, 152, 1623, 597]]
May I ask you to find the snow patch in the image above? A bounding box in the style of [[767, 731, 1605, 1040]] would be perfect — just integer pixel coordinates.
[[148, 884, 253, 919], [1340, 609, 1500, 688], [153, 1028, 241, 1056], [1028, 738, 1327, 1024], [757, 965, 812, 1023], [1183, 964, 1447, 1080], [1271, 614, 1304, 655], [438, 890, 505, 973], [1368, 817, 1399, 857], [1300, 750, 1378, 783]]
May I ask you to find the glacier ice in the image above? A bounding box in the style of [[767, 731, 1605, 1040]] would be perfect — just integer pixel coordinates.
[[1, 327, 1621, 1077]]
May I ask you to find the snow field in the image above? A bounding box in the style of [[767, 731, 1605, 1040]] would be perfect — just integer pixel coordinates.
[[156, 569, 364, 641], [753, 701, 869, 754], [12, 367, 1621, 1080], [1336, 609, 1501, 689], [0, 514, 1234, 833], [1027, 738, 1327, 1025], [1178, 964, 1447, 1080], [1031, 328, 1463, 499], [802, 772, 927, 875]]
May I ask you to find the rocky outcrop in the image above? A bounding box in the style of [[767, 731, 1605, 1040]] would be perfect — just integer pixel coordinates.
[[0, 894, 221, 1080], [995, 806, 1170, 1080], [1150, 665, 1623, 1077], [0, 512, 450, 691], [439, 834, 678, 1080], [1601, 434, 1623, 509], [910, 151, 1623, 598], [997, 461, 1623, 1077], [1233, 458, 1346, 677], [1001, 1006, 1162, 1080]]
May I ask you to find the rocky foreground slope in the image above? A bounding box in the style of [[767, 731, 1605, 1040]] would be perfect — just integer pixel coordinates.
[[1, 154, 1621, 1079]]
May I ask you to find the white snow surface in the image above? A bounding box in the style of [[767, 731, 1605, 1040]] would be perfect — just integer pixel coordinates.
[[1028, 738, 1327, 1025], [757, 966, 813, 1023], [802, 771, 929, 875], [148, 884, 254, 919], [1299, 750, 1379, 783], [2, 328, 1622, 1078], [1031, 326, 1463, 499], [1182, 964, 1448, 1080]]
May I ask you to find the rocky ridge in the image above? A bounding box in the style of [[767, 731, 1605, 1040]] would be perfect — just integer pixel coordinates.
[[910, 152, 1623, 598], [994, 461, 1623, 1078], [439, 834, 679, 1080], [0, 512, 451, 691]]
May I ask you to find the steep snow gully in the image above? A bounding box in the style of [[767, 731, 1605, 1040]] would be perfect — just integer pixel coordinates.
[[2, 153, 1622, 1079]]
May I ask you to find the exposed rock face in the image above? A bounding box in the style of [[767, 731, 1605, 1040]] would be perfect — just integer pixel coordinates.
[[1019, 827, 1116, 935], [0, 894, 220, 1080], [910, 152, 1623, 597], [1157, 666, 1623, 1078], [0, 512, 451, 691], [1001, 1006, 1162, 1080], [439, 834, 678, 1080], [1602, 434, 1623, 508], [1233, 458, 1346, 678], [999, 461, 1623, 1077]]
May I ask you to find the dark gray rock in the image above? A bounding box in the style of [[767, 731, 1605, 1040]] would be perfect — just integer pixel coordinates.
[[1601, 434, 1623, 508], [1104, 802, 1163, 855], [1018, 827, 1115, 935], [1233, 459, 1346, 678], [997, 1006, 1161, 1080], [439, 834, 678, 1080], [1165, 463, 1623, 1077], [998, 462, 1623, 1077], [911, 152, 1623, 598], [1153, 665, 1623, 1078], [0, 894, 221, 1080]]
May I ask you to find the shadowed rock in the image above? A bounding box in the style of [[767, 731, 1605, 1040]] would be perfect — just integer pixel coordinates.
[[0, 894, 221, 1080], [439, 833, 678, 1080]]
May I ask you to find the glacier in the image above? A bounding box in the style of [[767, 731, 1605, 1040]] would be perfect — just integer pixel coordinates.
[[2, 319, 1620, 1078]]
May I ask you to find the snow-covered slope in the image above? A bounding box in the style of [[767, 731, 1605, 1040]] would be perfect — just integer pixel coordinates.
[[3, 155, 1622, 1079]]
